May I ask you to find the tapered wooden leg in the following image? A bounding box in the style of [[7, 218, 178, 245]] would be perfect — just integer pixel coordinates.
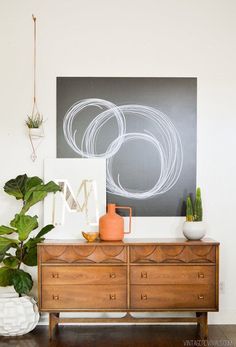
[[196, 312, 201, 327], [49, 313, 60, 339], [198, 312, 208, 339]]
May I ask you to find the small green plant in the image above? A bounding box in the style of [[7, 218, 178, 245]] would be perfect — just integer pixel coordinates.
[[186, 196, 194, 221], [25, 113, 43, 128], [0, 174, 60, 295], [194, 187, 203, 221], [185, 187, 203, 222]]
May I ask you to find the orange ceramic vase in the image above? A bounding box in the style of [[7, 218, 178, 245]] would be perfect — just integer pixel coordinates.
[[99, 204, 132, 241]]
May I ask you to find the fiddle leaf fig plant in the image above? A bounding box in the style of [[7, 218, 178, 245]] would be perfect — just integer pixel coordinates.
[[0, 174, 60, 295]]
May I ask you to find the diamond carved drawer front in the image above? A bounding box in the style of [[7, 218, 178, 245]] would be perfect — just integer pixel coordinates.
[[130, 245, 216, 263], [41, 245, 127, 263]]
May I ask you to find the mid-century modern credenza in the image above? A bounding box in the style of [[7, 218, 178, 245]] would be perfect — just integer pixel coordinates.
[[37, 238, 219, 339]]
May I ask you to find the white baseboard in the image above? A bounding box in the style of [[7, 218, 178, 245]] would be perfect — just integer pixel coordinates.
[[38, 310, 236, 325], [208, 310, 236, 324]]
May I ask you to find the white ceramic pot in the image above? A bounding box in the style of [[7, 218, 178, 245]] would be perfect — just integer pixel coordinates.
[[29, 127, 43, 138], [0, 293, 39, 336], [183, 221, 206, 240]]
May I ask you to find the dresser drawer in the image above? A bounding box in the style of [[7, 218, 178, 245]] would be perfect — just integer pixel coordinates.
[[130, 245, 216, 263], [42, 266, 126, 285], [42, 285, 126, 310], [40, 245, 126, 263], [130, 265, 215, 285], [131, 284, 216, 309]]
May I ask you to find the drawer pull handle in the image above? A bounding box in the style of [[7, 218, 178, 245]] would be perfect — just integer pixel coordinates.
[[141, 294, 148, 300], [52, 295, 59, 300], [110, 273, 116, 279], [109, 294, 116, 300], [198, 295, 204, 300], [141, 272, 147, 279], [198, 273, 204, 279], [52, 273, 59, 279]]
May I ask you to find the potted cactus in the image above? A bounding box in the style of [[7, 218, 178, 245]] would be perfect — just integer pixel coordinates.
[[183, 187, 206, 240]]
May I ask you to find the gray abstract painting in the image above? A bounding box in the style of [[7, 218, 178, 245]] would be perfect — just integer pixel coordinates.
[[57, 77, 197, 216]]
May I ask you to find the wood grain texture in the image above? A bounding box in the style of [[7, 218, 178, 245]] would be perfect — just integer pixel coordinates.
[[42, 284, 127, 309], [216, 245, 220, 310], [37, 239, 219, 340], [41, 245, 126, 263], [198, 312, 208, 339], [130, 245, 216, 263], [38, 238, 219, 245], [130, 284, 216, 309], [42, 265, 126, 285], [130, 265, 215, 285], [37, 241, 42, 310]]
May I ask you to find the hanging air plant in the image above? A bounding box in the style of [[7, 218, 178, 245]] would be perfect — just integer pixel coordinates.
[[25, 114, 43, 129], [26, 15, 44, 160]]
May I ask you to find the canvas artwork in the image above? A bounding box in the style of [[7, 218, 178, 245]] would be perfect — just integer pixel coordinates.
[[57, 77, 197, 216], [44, 158, 106, 239]]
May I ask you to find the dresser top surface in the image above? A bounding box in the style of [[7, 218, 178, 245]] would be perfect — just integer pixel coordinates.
[[39, 238, 219, 246]]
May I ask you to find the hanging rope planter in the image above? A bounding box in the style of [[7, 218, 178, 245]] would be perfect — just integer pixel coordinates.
[[26, 15, 44, 162]]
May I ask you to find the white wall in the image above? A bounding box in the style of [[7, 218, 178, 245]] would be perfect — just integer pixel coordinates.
[[0, 0, 236, 324]]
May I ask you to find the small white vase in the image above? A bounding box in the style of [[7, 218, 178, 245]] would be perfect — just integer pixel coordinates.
[[0, 294, 39, 336], [29, 127, 43, 138], [183, 221, 206, 240]]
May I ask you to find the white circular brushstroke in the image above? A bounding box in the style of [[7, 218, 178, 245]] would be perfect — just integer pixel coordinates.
[[63, 98, 126, 159], [63, 99, 183, 200]]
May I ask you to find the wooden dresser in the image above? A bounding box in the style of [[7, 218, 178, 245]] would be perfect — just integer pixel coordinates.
[[37, 238, 219, 339]]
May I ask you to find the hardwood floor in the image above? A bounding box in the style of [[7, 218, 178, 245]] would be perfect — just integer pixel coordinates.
[[0, 325, 235, 347]]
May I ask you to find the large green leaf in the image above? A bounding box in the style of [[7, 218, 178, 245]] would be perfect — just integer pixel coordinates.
[[24, 181, 61, 201], [3, 175, 60, 213], [3, 256, 19, 268], [24, 237, 44, 249], [10, 214, 20, 228], [22, 246, 38, 266], [20, 180, 60, 214], [12, 269, 33, 295], [0, 226, 17, 235], [22, 236, 44, 266], [36, 224, 54, 238], [0, 236, 18, 253], [11, 214, 38, 241], [22, 225, 54, 266], [4, 174, 28, 200], [25, 176, 43, 192], [0, 267, 14, 286], [21, 191, 47, 214]]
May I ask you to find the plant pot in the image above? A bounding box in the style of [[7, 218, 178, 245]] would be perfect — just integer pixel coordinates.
[[0, 293, 39, 336], [29, 127, 43, 138], [183, 221, 206, 240]]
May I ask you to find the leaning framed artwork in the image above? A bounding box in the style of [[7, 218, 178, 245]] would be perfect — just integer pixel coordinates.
[[57, 77, 197, 216], [44, 158, 106, 239]]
